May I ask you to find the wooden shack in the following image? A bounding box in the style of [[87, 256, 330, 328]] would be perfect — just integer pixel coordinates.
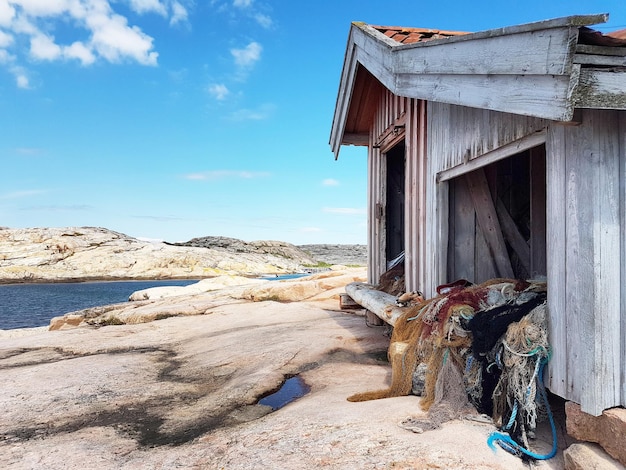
[[330, 14, 626, 416]]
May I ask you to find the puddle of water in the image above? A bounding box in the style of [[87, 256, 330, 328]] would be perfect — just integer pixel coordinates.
[[258, 376, 310, 411]]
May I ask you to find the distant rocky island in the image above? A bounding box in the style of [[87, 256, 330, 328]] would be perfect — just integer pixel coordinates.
[[0, 227, 366, 283]]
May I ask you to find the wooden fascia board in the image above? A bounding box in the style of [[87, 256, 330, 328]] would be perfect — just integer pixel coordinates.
[[330, 27, 362, 159], [393, 26, 578, 76], [388, 24, 583, 120], [394, 73, 577, 121], [573, 68, 626, 109]]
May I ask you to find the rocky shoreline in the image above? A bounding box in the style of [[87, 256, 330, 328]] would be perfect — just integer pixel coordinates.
[[0, 267, 561, 469], [0, 227, 366, 284]]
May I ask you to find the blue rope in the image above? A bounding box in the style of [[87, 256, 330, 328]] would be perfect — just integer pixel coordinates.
[[487, 362, 558, 460]]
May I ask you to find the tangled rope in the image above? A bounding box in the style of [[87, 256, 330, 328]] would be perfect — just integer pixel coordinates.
[[347, 278, 555, 461]]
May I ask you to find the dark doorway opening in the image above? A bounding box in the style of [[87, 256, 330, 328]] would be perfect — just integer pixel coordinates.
[[385, 141, 406, 264], [447, 144, 546, 283]]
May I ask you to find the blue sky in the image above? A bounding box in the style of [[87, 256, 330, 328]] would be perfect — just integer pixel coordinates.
[[0, 1, 624, 245]]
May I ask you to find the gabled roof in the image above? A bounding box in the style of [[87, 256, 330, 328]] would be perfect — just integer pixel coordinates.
[[330, 14, 626, 158]]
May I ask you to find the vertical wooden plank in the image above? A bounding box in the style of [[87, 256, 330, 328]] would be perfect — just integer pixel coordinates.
[[589, 109, 621, 414], [450, 177, 477, 281], [404, 99, 412, 289], [424, 101, 438, 297], [618, 111, 626, 407], [404, 98, 418, 292], [620, 110, 626, 409], [465, 169, 515, 278], [564, 115, 594, 408], [530, 145, 547, 277], [545, 123, 568, 399], [417, 99, 428, 294], [475, 222, 498, 281], [367, 135, 375, 284]]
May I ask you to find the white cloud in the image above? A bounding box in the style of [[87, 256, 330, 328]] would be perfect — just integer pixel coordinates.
[[88, 12, 158, 65], [0, 1, 16, 27], [30, 33, 62, 60], [233, 0, 253, 8], [0, 48, 11, 63], [184, 170, 270, 181], [254, 13, 272, 29], [0, 0, 188, 86], [10, 64, 29, 88], [128, 0, 167, 16], [208, 83, 229, 100], [0, 29, 13, 47], [323, 207, 367, 215], [15, 73, 29, 87], [300, 227, 321, 233], [64, 41, 95, 65], [10, 0, 68, 17], [231, 41, 261, 68], [170, 1, 188, 25], [322, 178, 339, 186]]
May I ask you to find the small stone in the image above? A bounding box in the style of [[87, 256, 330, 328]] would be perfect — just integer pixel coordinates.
[[566, 402, 626, 465], [564, 443, 626, 470]]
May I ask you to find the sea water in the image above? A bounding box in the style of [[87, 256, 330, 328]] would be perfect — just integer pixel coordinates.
[[0, 279, 199, 330], [0, 274, 310, 330]]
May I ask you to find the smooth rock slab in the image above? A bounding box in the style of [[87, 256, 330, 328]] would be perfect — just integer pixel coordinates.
[[1, 296, 563, 469]]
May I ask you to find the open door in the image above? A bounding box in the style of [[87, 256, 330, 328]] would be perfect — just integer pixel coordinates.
[[385, 140, 406, 266]]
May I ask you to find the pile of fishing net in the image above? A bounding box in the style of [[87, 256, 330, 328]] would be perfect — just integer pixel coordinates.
[[348, 278, 554, 459]]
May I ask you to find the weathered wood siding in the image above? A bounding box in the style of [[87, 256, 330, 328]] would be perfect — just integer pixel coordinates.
[[367, 90, 427, 293], [404, 99, 427, 294], [428, 102, 547, 173], [546, 109, 626, 415], [367, 90, 409, 284], [423, 102, 547, 296]]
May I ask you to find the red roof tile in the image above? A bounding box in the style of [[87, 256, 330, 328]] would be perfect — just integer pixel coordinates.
[[607, 28, 626, 40], [371, 26, 468, 44]]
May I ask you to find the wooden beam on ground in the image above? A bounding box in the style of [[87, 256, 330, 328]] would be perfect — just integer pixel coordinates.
[[344, 282, 404, 327]]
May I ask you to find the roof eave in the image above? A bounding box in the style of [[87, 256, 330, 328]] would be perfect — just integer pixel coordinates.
[[329, 14, 612, 158]]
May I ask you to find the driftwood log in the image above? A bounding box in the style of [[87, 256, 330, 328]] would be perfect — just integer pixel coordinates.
[[344, 282, 404, 327]]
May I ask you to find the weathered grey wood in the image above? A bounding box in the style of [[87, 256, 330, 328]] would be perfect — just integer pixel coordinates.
[[438, 129, 547, 181], [394, 73, 577, 121], [529, 146, 547, 277], [587, 110, 622, 414], [549, 110, 624, 415], [450, 177, 476, 281], [465, 169, 514, 278], [331, 15, 611, 157], [574, 69, 626, 109], [545, 123, 568, 399], [475, 222, 498, 282], [576, 43, 626, 56], [342, 132, 369, 146], [391, 28, 579, 76], [620, 111, 626, 408], [436, 103, 547, 173], [618, 111, 626, 407], [495, 198, 530, 274], [354, 15, 607, 75], [573, 53, 626, 66], [344, 282, 404, 326]]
